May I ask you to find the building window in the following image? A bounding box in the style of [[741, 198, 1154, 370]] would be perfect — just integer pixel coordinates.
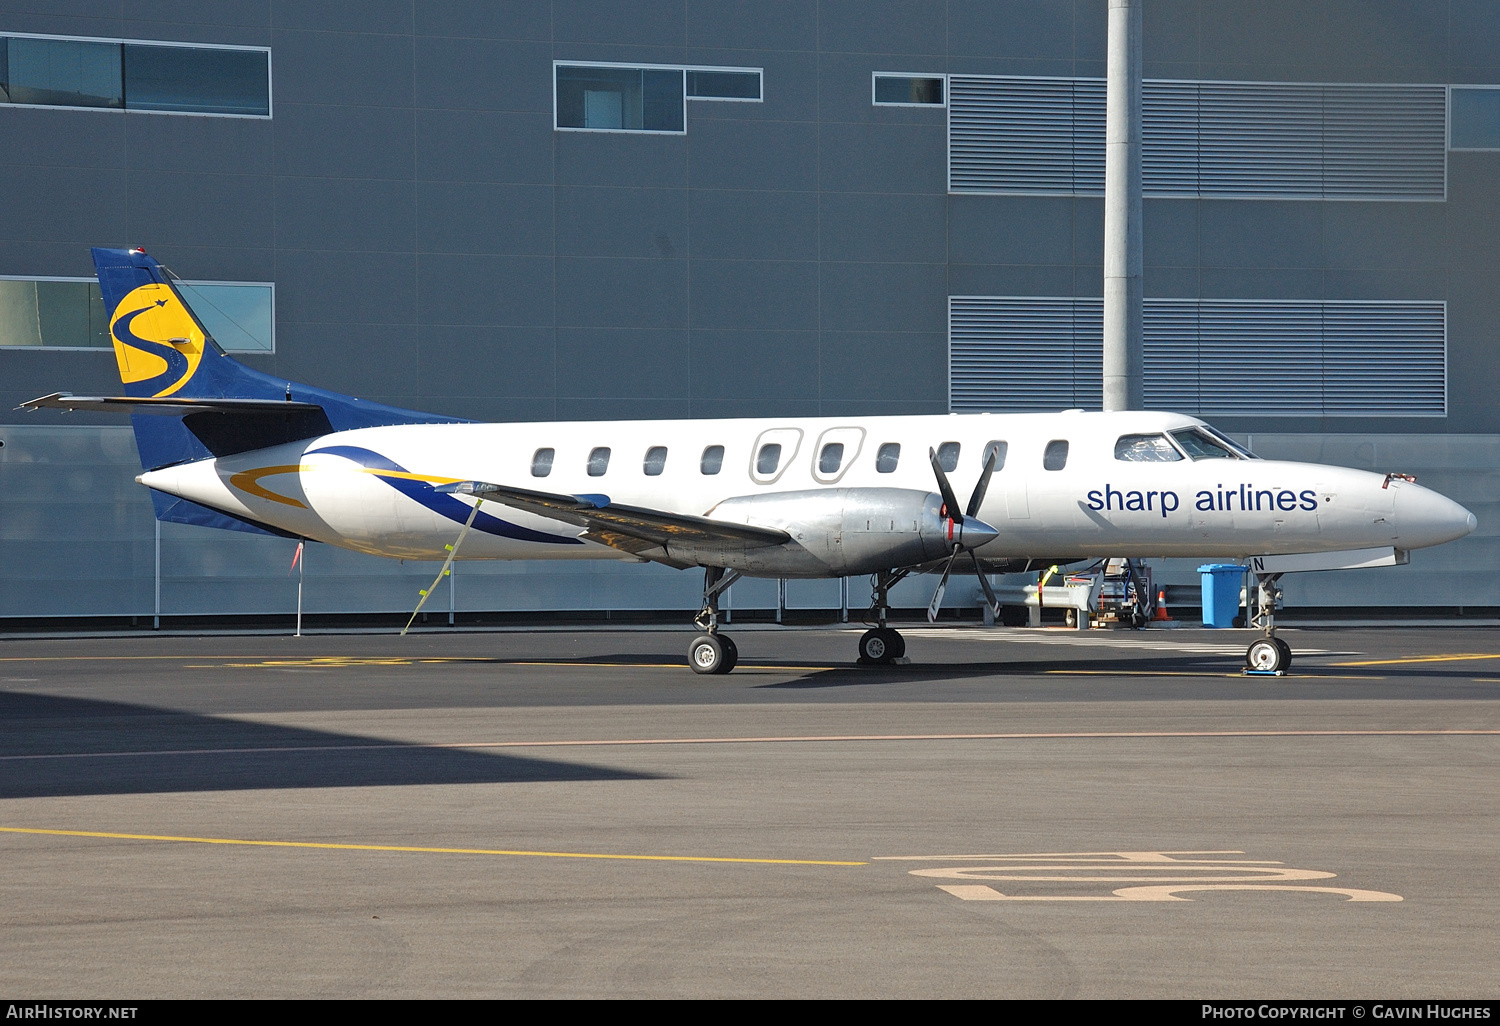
[[554, 62, 761, 134], [555, 63, 684, 133], [948, 75, 1447, 200], [1450, 87, 1500, 150], [0, 277, 273, 352], [643, 445, 667, 476], [876, 443, 900, 473], [700, 445, 725, 475], [873, 74, 944, 106], [686, 69, 761, 101], [0, 34, 270, 117], [587, 447, 611, 476], [531, 448, 554, 477], [950, 296, 1447, 417]]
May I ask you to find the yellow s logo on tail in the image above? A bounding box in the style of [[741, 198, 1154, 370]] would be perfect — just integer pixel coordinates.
[[110, 283, 207, 397]]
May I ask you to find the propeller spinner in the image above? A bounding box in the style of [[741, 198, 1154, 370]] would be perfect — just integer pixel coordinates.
[[927, 447, 1003, 622]]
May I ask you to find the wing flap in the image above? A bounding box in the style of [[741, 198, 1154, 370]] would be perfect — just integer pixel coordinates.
[[438, 480, 790, 553]]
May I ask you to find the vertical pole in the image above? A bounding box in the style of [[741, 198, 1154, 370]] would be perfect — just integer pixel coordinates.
[[295, 540, 304, 638], [840, 577, 849, 623], [1102, 0, 1143, 412], [153, 519, 161, 631], [776, 578, 785, 624], [448, 558, 455, 626]]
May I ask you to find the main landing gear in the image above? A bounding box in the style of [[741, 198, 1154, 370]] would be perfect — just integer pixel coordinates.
[[1244, 571, 1292, 673], [689, 566, 741, 675], [858, 568, 912, 665]]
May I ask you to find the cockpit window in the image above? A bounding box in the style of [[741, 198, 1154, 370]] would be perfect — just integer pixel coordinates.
[[1170, 428, 1238, 460], [1201, 425, 1259, 459], [1115, 434, 1184, 462]]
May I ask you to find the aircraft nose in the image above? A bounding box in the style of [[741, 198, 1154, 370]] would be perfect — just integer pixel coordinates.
[[1393, 484, 1477, 549], [959, 515, 999, 550]]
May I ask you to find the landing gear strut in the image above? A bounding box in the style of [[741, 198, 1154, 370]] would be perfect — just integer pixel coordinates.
[[859, 568, 911, 665], [1244, 571, 1292, 672], [689, 566, 740, 675]]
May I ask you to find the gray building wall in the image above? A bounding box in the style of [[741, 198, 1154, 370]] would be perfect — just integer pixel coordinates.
[[1, 1, 1497, 619]]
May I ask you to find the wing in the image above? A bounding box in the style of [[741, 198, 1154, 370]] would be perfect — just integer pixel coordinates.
[[20, 392, 326, 416], [438, 480, 790, 566]]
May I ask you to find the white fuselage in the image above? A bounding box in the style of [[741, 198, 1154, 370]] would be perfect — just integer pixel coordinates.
[[137, 410, 1476, 575]]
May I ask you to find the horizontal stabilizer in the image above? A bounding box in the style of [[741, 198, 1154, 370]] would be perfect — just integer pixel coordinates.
[[439, 480, 790, 559], [19, 392, 326, 416]]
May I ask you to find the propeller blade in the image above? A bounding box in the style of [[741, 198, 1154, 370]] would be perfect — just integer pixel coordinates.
[[966, 447, 998, 519], [928, 447, 962, 520], [927, 547, 959, 623], [974, 564, 1002, 619]]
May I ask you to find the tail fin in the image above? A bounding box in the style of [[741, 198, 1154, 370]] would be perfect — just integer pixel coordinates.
[[91, 247, 460, 473]]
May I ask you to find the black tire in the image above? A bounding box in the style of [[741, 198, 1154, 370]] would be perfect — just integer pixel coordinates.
[[884, 628, 906, 659], [719, 634, 739, 673], [689, 634, 728, 675], [1246, 637, 1287, 672], [1273, 636, 1292, 669]]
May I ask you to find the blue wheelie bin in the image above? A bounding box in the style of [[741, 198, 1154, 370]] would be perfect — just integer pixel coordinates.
[[1197, 564, 1245, 628]]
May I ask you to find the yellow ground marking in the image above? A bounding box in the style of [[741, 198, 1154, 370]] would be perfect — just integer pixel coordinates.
[[0, 827, 865, 867], [1046, 668, 1385, 680], [6, 728, 1496, 763], [1330, 653, 1500, 667]]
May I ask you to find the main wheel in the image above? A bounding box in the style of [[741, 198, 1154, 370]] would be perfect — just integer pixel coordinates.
[[857, 627, 905, 665], [1246, 637, 1288, 672], [719, 634, 739, 673], [689, 634, 731, 675]]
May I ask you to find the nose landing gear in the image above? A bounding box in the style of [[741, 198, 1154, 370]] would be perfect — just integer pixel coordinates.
[[1244, 571, 1292, 673]]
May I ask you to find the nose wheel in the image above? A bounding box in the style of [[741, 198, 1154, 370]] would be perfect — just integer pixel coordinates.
[[1246, 635, 1292, 672]]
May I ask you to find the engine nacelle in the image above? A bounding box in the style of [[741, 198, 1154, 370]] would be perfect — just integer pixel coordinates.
[[661, 488, 961, 577]]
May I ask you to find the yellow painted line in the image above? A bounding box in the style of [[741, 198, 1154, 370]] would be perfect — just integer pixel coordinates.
[[1330, 653, 1500, 667], [0, 827, 865, 866], [1046, 669, 1385, 680], [7, 728, 1497, 763]]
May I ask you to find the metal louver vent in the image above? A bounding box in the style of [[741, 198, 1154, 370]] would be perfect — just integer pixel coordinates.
[[948, 77, 1104, 194], [951, 297, 1445, 416], [953, 76, 1447, 200]]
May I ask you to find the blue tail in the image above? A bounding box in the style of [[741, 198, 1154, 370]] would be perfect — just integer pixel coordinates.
[[94, 247, 460, 470], [93, 247, 462, 535]]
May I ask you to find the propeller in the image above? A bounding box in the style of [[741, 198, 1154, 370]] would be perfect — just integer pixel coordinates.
[[927, 447, 1002, 622]]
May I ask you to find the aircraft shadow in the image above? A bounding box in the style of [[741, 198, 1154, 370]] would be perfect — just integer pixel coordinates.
[[0, 690, 658, 799]]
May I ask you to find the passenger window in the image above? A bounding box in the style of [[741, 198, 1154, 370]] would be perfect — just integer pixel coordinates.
[[531, 448, 554, 478], [981, 440, 1007, 471], [587, 447, 611, 477], [936, 441, 960, 472], [1043, 439, 1069, 471], [756, 443, 782, 476], [1170, 428, 1237, 460], [700, 445, 725, 475], [876, 442, 900, 473], [1115, 434, 1184, 462], [818, 442, 844, 475], [643, 446, 667, 476]]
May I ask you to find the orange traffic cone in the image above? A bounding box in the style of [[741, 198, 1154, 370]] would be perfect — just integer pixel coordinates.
[[1153, 589, 1172, 622]]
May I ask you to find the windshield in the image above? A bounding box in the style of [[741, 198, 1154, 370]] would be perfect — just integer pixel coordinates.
[[1170, 428, 1238, 460], [1115, 434, 1184, 462], [1200, 424, 1259, 459]]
